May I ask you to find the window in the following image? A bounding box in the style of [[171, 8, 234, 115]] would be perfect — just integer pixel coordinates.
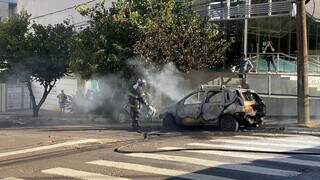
[[184, 91, 205, 105], [242, 91, 254, 101], [225, 90, 237, 103], [207, 91, 223, 103]]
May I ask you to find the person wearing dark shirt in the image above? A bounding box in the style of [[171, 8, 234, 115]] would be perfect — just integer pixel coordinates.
[[263, 40, 277, 72]]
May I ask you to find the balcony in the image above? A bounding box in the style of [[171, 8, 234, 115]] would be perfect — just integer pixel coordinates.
[[208, 0, 294, 21]]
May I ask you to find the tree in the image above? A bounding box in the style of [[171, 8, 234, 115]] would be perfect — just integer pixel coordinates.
[[0, 12, 74, 117], [72, 0, 231, 77], [71, 0, 143, 79], [135, 0, 231, 72]]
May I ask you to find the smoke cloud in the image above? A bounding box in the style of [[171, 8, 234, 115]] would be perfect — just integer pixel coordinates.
[[142, 63, 192, 106], [71, 59, 193, 122]]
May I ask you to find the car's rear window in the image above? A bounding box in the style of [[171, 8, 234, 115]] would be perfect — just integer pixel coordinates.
[[242, 91, 254, 101]]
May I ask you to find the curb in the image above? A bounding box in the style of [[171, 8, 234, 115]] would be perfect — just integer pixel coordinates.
[[261, 125, 320, 136]]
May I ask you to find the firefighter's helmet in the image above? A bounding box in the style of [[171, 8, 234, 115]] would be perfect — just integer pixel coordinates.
[[137, 79, 147, 87]]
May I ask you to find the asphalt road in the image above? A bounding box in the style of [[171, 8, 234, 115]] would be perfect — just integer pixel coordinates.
[[0, 127, 320, 180]]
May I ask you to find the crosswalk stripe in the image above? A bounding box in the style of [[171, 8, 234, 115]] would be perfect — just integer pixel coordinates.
[[88, 160, 235, 180], [233, 135, 320, 146], [0, 139, 99, 158], [159, 147, 320, 168], [209, 139, 320, 150], [1, 178, 24, 180], [126, 153, 300, 177], [42, 167, 130, 180], [188, 142, 301, 152]]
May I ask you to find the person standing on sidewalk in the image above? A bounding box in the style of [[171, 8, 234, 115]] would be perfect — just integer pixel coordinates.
[[239, 53, 253, 88], [57, 90, 68, 113], [263, 40, 277, 72]]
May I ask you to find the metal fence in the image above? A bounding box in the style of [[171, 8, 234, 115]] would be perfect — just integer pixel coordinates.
[[209, 72, 320, 97], [208, 0, 294, 21], [248, 53, 320, 74]]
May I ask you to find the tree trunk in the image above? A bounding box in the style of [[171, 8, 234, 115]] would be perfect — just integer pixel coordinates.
[[33, 106, 39, 117], [26, 80, 38, 117], [26, 80, 57, 118]]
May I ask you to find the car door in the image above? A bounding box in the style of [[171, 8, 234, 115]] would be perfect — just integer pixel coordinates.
[[176, 91, 205, 119], [201, 90, 225, 121]]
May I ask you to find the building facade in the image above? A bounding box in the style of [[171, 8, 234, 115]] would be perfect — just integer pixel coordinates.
[[17, 0, 113, 31], [0, 0, 16, 22], [203, 0, 320, 58]]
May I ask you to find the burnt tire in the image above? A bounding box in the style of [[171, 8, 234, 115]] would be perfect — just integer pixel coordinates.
[[162, 114, 177, 130], [219, 115, 239, 132]]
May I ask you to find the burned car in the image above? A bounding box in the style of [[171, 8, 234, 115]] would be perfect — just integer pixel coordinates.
[[160, 86, 266, 132]]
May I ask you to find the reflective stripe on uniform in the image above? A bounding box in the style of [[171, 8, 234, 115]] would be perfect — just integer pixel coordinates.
[[128, 93, 138, 98], [128, 104, 140, 109]]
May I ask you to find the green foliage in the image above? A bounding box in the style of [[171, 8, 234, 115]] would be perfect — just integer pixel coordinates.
[[28, 22, 74, 85], [0, 12, 74, 83], [135, 0, 232, 72], [71, 0, 141, 79], [0, 12, 31, 80], [72, 0, 232, 78]]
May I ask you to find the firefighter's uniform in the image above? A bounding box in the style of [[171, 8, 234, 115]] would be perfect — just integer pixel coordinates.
[[128, 81, 149, 130]]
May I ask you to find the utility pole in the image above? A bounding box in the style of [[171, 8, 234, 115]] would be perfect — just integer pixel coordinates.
[[296, 0, 310, 125]]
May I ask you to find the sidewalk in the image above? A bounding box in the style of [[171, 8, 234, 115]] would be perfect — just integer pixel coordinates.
[[263, 117, 320, 135], [0, 110, 161, 129]]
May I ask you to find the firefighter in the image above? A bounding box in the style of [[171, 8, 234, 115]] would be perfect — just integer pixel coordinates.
[[128, 79, 155, 131]]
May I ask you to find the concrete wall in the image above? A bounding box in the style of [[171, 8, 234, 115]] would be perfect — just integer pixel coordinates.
[[0, 83, 31, 112], [262, 96, 320, 117], [32, 77, 79, 111]]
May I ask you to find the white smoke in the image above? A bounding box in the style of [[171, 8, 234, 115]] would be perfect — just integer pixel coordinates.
[[71, 59, 193, 121], [142, 63, 192, 103]]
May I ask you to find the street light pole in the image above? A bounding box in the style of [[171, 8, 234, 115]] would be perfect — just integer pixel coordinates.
[[296, 0, 310, 125]]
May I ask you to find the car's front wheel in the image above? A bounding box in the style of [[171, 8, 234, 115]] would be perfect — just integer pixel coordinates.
[[162, 114, 177, 130], [219, 115, 239, 132]]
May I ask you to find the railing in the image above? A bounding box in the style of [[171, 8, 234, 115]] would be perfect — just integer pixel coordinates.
[[248, 53, 320, 74], [208, 1, 294, 21], [209, 72, 320, 98]]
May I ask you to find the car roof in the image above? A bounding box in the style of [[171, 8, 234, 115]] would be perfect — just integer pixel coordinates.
[[198, 86, 256, 93]]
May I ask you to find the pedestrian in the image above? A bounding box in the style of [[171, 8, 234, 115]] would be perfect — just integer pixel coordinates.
[[128, 79, 156, 131], [57, 90, 68, 113], [263, 40, 277, 72], [239, 53, 253, 88]]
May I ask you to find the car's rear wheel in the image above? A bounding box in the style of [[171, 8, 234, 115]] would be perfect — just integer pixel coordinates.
[[219, 115, 239, 132], [162, 114, 177, 130]]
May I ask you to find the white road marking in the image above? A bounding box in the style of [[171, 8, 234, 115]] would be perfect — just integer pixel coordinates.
[[233, 135, 320, 146], [209, 139, 320, 149], [159, 147, 320, 167], [188, 142, 300, 152], [126, 153, 300, 177], [42, 167, 129, 180], [0, 139, 98, 158], [88, 160, 235, 180], [1, 178, 24, 180]]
